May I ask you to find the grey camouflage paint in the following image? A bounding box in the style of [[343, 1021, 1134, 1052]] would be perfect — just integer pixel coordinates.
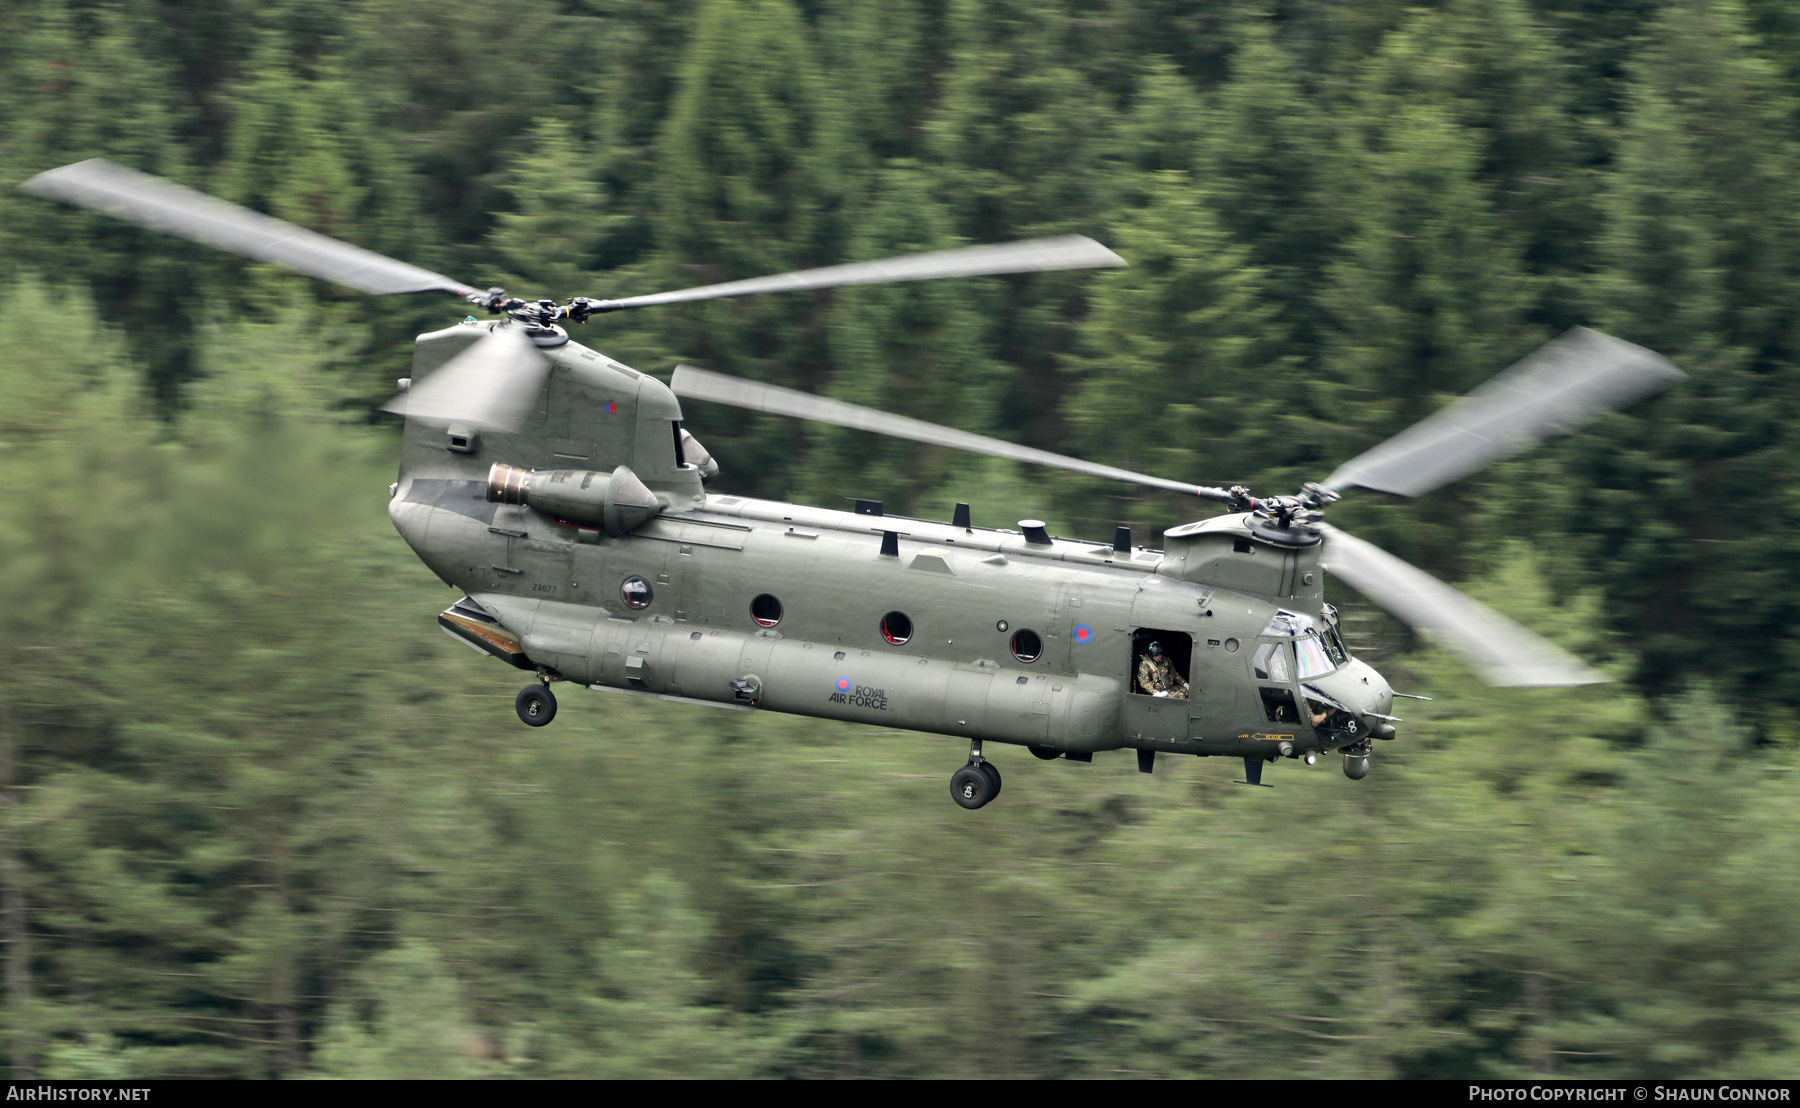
[[390, 323, 1394, 761]]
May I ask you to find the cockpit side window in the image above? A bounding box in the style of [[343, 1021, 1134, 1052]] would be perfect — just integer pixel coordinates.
[[1252, 642, 1293, 682], [1259, 687, 1300, 724]]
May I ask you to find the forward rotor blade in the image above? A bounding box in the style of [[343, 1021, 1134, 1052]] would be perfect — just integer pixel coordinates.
[[382, 328, 549, 433], [1326, 327, 1683, 498], [19, 159, 470, 297], [609, 236, 1124, 311], [671, 364, 1232, 501], [1319, 524, 1604, 687]]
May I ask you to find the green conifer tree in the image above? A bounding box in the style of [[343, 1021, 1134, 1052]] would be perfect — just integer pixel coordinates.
[[649, 0, 852, 497], [1578, 0, 1800, 718]]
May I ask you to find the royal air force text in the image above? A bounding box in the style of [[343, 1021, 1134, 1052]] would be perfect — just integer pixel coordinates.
[[829, 685, 888, 711]]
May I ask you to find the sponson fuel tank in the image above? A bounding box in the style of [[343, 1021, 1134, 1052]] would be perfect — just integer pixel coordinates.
[[478, 593, 1127, 754]]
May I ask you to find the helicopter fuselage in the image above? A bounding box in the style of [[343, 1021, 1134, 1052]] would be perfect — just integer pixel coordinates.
[[388, 322, 1393, 769]]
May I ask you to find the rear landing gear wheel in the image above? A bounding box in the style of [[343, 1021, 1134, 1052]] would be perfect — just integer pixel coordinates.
[[950, 764, 995, 810], [978, 760, 1002, 799], [516, 684, 557, 727]]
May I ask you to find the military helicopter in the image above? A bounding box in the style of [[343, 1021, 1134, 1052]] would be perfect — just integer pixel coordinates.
[[21, 159, 1683, 808]]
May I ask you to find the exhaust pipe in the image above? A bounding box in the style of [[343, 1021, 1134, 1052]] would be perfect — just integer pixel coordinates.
[[488, 461, 533, 505]]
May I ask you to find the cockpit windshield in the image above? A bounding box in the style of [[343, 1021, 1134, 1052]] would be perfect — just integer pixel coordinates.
[[1322, 625, 1350, 667], [1260, 609, 1351, 679], [1260, 610, 1316, 637], [1295, 635, 1335, 678], [1291, 626, 1351, 678]]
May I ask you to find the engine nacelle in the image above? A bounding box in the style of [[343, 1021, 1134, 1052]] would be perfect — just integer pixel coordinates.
[[487, 462, 663, 536]]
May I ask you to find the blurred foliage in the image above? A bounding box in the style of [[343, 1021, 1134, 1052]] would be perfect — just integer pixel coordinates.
[[2, 0, 1799, 1079]]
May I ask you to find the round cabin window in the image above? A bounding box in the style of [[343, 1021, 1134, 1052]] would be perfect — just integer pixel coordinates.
[[620, 575, 653, 610], [751, 593, 783, 627], [1010, 629, 1043, 663], [880, 611, 913, 646]]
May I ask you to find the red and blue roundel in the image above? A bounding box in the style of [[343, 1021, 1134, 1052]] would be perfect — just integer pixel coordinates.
[[604, 400, 619, 415], [836, 676, 852, 692], [1073, 623, 1094, 644]]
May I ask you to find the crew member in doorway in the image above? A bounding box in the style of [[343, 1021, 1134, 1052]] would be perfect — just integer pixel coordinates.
[[1137, 641, 1189, 699]]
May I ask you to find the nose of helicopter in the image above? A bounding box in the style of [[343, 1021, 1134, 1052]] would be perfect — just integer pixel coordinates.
[[1305, 658, 1396, 738]]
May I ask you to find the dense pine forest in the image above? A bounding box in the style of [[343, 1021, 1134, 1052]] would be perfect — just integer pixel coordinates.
[[2, 0, 1799, 1079]]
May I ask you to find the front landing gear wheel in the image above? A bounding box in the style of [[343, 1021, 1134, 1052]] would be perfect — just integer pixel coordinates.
[[978, 760, 1002, 799], [950, 764, 995, 810], [516, 684, 557, 727]]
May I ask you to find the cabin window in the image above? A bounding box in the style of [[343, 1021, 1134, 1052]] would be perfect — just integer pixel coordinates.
[[1010, 629, 1043, 663], [751, 593, 783, 627], [620, 576, 652, 610], [880, 611, 913, 645]]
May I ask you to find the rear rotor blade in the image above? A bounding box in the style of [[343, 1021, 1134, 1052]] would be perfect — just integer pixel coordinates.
[[1326, 327, 1683, 498], [1320, 523, 1604, 687], [382, 328, 549, 433], [608, 236, 1124, 311], [671, 364, 1232, 501], [19, 159, 470, 297]]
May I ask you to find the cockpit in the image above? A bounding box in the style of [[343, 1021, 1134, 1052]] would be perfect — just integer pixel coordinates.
[[1252, 607, 1355, 728], [1253, 608, 1351, 681]]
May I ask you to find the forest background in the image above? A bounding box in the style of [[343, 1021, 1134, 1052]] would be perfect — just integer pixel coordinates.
[[1, 0, 1798, 1080]]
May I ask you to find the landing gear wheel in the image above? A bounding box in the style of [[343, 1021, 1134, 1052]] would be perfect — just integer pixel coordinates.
[[1028, 745, 1060, 761], [516, 684, 557, 727], [950, 764, 995, 810], [978, 760, 1002, 799]]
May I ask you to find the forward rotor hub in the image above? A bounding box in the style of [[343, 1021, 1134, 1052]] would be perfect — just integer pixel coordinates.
[[1246, 499, 1325, 547]]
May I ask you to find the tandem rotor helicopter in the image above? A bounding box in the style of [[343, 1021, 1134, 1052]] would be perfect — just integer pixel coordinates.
[[22, 159, 1682, 809]]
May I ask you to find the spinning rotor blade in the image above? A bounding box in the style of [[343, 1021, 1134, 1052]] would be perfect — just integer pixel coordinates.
[[608, 236, 1125, 311], [382, 327, 549, 433], [1319, 523, 1604, 687], [19, 159, 470, 297], [1326, 327, 1683, 498], [671, 364, 1233, 501]]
